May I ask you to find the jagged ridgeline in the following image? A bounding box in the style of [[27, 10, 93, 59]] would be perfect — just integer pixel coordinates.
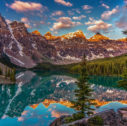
[[0, 13, 127, 69]]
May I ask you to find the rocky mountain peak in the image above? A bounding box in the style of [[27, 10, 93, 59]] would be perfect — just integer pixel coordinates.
[[118, 37, 127, 42], [88, 32, 110, 42], [61, 30, 86, 40], [0, 14, 7, 28], [44, 31, 60, 40], [1, 13, 127, 68], [10, 21, 28, 36], [44, 31, 52, 36], [32, 30, 42, 36]]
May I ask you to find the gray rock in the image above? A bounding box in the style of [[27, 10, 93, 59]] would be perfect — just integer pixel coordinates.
[[118, 107, 127, 126], [50, 108, 127, 126]]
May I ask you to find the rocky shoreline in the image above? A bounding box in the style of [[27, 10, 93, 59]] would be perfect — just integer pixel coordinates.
[[50, 107, 127, 126]]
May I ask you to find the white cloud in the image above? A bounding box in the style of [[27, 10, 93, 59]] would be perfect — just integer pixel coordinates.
[[6, 1, 46, 12], [82, 5, 92, 10], [102, 3, 110, 9], [54, 0, 72, 7], [125, 0, 127, 4], [67, 10, 74, 15], [72, 15, 86, 20], [51, 11, 64, 16], [85, 19, 112, 32], [75, 9, 81, 14], [24, 23, 31, 28], [50, 17, 82, 31], [101, 6, 119, 20], [21, 17, 31, 28], [116, 6, 127, 30], [21, 17, 29, 23]]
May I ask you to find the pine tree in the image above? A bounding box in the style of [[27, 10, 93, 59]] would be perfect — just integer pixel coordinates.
[[118, 68, 127, 90], [5, 67, 8, 78], [0, 67, 2, 75], [123, 30, 127, 35], [10, 68, 16, 82], [71, 55, 94, 120], [7, 69, 11, 77]]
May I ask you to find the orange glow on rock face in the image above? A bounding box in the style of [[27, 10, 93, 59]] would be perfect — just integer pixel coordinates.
[[30, 104, 39, 109], [29, 99, 127, 109], [88, 33, 110, 42], [32, 30, 42, 36], [118, 38, 127, 42], [44, 32, 60, 40]]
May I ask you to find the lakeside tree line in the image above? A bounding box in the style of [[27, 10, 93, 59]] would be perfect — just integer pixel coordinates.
[[0, 67, 16, 82], [71, 55, 127, 76]]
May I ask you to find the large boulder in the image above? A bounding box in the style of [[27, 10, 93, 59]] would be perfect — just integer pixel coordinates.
[[118, 107, 127, 125], [50, 108, 127, 126]]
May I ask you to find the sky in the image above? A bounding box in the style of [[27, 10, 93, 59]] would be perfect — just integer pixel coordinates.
[[0, 0, 127, 39]]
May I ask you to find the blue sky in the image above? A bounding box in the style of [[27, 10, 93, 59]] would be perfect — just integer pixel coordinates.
[[0, 0, 127, 39]]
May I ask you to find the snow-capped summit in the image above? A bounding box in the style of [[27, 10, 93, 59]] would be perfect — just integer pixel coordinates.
[[43, 30, 86, 40], [61, 30, 86, 40]]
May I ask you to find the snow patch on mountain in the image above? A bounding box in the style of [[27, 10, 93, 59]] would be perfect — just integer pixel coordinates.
[[57, 52, 81, 61], [88, 52, 105, 60], [61, 30, 86, 40], [7, 24, 24, 56], [32, 43, 37, 50], [6, 52, 24, 65], [107, 48, 114, 51]]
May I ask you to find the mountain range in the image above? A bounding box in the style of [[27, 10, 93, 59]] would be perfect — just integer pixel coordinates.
[[0, 14, 127, 68]]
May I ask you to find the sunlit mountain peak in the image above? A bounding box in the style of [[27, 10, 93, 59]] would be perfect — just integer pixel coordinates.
[[88, 32, 110, 42], [32, 30, 42, 36], [118, 37, 127, 42], [61, 30, 86, 40]]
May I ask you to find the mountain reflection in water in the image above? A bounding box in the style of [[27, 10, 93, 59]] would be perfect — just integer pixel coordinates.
[[0, 70, 127, 126]]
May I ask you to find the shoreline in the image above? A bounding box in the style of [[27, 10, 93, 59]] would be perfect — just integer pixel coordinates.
[[0, 75, 14, 84]]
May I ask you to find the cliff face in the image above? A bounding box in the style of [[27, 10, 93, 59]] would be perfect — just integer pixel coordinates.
[[1, 14, 127, 68], [0, 15, 57, 68]]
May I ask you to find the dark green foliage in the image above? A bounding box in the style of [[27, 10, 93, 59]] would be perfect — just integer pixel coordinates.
[[123, 30, 127, 35], [65, 113, 84, 124], [117, 68, 127, 90], [71, 54, 127, 76], [88, 115, 104, 126], [68, 55, 94, 123], [33, 54, 127, 76], [10, 68, 16, 82], [33, 62, 78, 72], [3, 67, 16, 82], [5, 67, 8, 78], [96, 32, 101, 35], [0, 67, 2, 75], [7, 69, 11, 77]]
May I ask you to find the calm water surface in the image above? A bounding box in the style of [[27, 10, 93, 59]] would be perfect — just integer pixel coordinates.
[[0, 71, 127, 126]]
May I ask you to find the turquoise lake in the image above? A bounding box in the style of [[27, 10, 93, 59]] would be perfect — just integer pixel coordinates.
[[0, 71, 127, 126]]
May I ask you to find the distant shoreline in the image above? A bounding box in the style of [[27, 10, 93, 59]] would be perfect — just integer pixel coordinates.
[[0, 75, 14, 84]]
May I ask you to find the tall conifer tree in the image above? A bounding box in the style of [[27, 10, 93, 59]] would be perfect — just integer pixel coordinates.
[[118, 68, 127, 90], [71, 55, 94, 119]]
